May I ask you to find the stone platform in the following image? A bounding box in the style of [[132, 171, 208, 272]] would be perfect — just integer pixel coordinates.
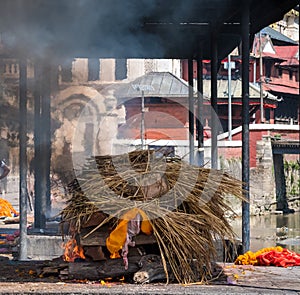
[[0, 263, 299, 294]]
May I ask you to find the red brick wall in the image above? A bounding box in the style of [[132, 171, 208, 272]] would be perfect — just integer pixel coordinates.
[[218, 147, 242, 159], [124, 101, 189, 140], [225, 128, 299, 168], [269, 130, 299, 141], [126, 104, 188, 124], [124, 97, 298, 167]]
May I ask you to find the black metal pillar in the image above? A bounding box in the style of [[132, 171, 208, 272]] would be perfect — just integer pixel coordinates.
[[19, 59, 28, 260], [210, 30, 218, 169], [188, 58, 195, 165], [34, 62, 51, 229], [197, 55, 204, 166], [41, 64, 52, 214], [241, 2, 250, 252], [34, 63, 44, 229], [34, 63, 42, 228]]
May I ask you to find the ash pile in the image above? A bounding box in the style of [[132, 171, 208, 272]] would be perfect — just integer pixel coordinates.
[[59, 150, 244, 284]]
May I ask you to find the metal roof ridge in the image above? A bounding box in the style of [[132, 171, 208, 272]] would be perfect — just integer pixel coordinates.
[[249, 82, 279, 101]]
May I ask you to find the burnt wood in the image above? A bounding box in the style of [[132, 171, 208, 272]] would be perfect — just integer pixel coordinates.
[[66, 256, 141, 281], [81, 212, 108, 228], [79, 227, 157, 247], [83, 245, 106, 261], [134, 254, 173, 284], [37, 260, 69, 278]]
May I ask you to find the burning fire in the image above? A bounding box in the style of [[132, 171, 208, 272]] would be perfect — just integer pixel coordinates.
[[110, 252, 121, 259], [63, 239, 85, 262]]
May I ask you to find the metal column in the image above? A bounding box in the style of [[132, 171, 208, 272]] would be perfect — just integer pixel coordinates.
[[241, 2, 250, 252], [141, 90, 145, 149], [197, 56, 204, 166], [227, 54, 232, 141], [210, 30, 218, 169], [41, 64, 51, 214], [34, 62, 51, 229], [19, 59, 28, 260], [188, 59, 195, 165], [259, 30, 264, 123], [34, 63, 44, 229]]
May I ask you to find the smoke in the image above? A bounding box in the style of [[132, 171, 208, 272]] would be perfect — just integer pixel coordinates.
[[0, 0, 170, 59], [0, 0, 298, 60]]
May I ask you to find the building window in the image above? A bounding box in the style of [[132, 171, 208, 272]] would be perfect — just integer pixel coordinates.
[[265, 60, 272, 78], [88, 58, 100, 81], [61, 59, 73, 82], [289, 70, 293, 80], [278, 68, 282, 78], [264, 108, 270, 123], [115, 59, 127, 80]]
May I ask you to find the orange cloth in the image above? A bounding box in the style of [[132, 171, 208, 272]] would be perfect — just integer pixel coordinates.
[[106, 208, 152, 257], [235, 246, 300, 267], [257, 248, 300, 267], [0, 198, 18, 217]]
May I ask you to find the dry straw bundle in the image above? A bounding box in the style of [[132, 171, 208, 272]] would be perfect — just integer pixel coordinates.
[[61, 150, 244, 284]]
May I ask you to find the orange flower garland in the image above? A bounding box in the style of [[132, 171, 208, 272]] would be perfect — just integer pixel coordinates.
[[235, 246, 283, 265]]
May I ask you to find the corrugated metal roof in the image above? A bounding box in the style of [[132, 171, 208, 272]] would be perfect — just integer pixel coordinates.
[[274, 45, 299, 66], [115, 72, 190, 98], [202, 78, 278, 101], [264, 83, 300, 95], [261, 27, 298, 45], [114, 71, 278, 102]]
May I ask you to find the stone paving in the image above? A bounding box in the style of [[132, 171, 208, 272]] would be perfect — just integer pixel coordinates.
[[1, 192, 300, 294], [0, 261, 299, 294], [221, 264, 300, 293], [0, 271, 299, 294]]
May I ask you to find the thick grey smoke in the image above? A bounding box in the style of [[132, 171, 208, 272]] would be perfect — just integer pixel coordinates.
[[0, 1, 296, 61], [0, 0, 168, 59]]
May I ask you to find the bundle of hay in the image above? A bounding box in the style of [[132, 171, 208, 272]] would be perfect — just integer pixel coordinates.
[[61, 150, 244, 284]]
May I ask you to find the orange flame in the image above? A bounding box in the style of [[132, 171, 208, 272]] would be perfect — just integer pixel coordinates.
[[63, 239, 85, 262], [119, 276, 125, 281], [110, 252, 121, 259]]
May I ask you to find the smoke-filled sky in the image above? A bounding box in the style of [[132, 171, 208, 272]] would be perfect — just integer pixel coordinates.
[[0, 0, 169, 58], [0, 0, 237, 59], [0, 0, 297, 59]]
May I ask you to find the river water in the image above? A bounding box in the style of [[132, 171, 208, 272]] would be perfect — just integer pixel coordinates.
[[231, 211, 300, 254]]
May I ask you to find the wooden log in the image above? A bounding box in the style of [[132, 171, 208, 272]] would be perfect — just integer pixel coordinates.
[[59, 269, 69, 280], [133, 257, 224, 284], [37, 262, 69, 277], [133, 254, 173, 284], [79, 227, 157, 247], [81, 212, 107, 228], [67, 256, 141, 281], [83, 245, 106, 261]]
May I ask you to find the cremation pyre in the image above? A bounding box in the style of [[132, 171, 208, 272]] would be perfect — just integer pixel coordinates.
[[60, 150, 244, 284]]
